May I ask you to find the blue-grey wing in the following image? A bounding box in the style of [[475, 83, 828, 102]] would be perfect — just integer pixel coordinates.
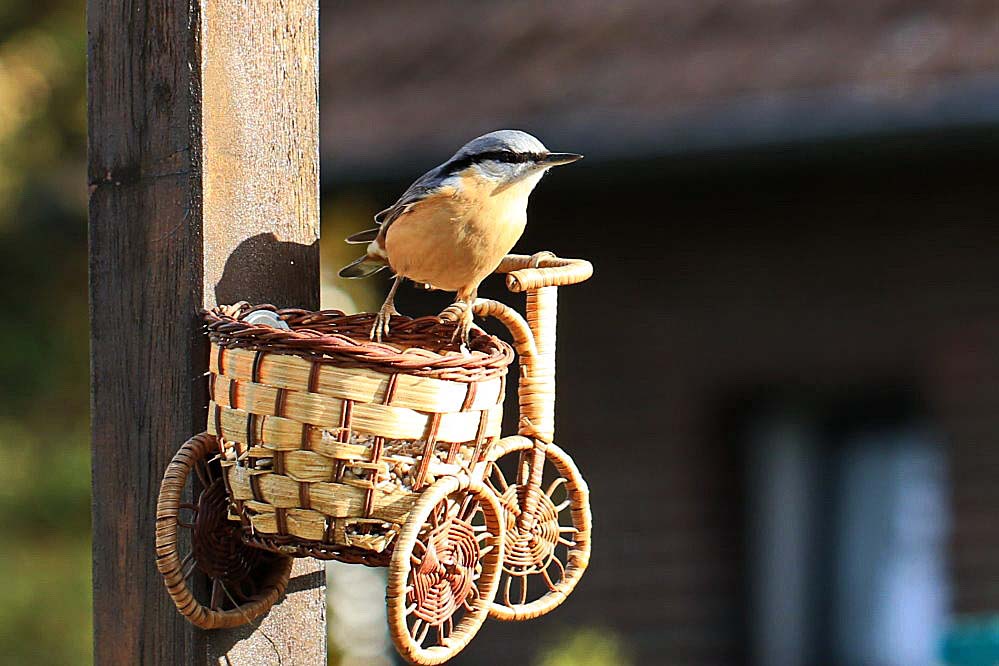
[[344, 164, 450, 244], [374, 165, 449, 226]]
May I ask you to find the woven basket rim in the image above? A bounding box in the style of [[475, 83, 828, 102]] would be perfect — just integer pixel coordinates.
[[203, 303, 514, 382]]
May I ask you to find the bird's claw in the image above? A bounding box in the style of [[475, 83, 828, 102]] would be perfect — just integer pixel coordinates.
[[452, 319, 474, 346], [369, 304, 399, 342], [438, 301, 475, 347], [438, 301, 467, 324]]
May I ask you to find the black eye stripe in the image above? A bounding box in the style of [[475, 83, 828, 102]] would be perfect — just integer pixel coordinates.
[[476, 150, 543, 164], [442, 150, 544, 175]]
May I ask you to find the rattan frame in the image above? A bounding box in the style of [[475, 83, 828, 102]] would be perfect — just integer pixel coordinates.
[[155, 433, 293, 629], [483, 435, 591, 621], [386, 475, 504, 665], [154, 252, 595, 664]]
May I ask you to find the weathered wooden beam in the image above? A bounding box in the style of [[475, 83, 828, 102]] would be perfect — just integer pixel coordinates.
[[88, 1, 324, 664]]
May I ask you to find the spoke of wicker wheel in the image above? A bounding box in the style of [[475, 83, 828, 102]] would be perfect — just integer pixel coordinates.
[[436, 616, 454, 644], [424, 538, 443, 575], [545, 477, 567, 498], [456, 494, 476, 522], [548, 555, 565, 581], [210, 578, 225, 610], [410, 617, 430, 645], [503, 574, 528, 607], [460, 578, 481, 612], [487, 464, 508, 493], [182, 555, 198, 581], [409, 539, 428, 571], [557, 526, 577, 547], [540, 566, 558, 592], [178, 551, 194, 576], [177, 503, 197, 529]]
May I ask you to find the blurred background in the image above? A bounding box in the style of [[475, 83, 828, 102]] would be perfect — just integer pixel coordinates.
[[4, 0, 999, 664]]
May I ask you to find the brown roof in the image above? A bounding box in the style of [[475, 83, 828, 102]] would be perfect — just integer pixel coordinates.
[[321, 0, 999, 177]]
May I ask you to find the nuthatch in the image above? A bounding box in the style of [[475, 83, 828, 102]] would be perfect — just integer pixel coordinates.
[[339, 130, 582, 343]]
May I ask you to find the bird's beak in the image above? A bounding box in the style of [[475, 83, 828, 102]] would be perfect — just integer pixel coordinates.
[[540, 152, 583, 167]]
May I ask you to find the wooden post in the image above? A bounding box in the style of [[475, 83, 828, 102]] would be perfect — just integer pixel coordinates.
[[88, 1, 325, 664]]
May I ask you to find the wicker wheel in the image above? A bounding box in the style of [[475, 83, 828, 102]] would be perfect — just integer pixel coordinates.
[[155, 432, 293, 629], [484, 436, 591, 621], [387, 476, 505, 665]]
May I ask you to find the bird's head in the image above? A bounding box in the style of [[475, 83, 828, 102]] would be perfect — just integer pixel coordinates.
[[442, 130, 582, 193]]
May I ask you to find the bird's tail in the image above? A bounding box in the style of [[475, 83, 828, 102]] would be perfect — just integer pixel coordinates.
[[345, 227, 379, 244], [338, 255, 387, 279]]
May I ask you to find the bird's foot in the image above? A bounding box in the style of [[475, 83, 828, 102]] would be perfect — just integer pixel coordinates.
[[438, 301, 475, 347], [438, 301, 467, 324], [369, 303, 400, 342]]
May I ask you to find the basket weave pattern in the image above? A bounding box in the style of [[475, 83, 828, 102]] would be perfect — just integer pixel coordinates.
[[204, 307, 513, 564]]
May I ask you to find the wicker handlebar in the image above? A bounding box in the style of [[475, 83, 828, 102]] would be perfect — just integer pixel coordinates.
[[494, 253, 593, 293]]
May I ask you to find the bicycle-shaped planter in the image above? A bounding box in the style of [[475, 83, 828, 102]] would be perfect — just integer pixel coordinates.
[[155, 252, 592, 665]]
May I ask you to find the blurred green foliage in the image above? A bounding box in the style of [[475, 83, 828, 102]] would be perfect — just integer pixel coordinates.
[[0, 0, 91, 664], [534, 626, 635, 666]]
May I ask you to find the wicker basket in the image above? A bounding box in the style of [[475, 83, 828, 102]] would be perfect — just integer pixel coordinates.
[[156, 254, 594, 663], [204, 303, 514, 565]]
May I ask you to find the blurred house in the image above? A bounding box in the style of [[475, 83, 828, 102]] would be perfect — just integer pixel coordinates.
[[320, 2, 999, 664]]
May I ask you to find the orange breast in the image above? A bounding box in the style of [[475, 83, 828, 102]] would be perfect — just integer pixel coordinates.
[[384, 171, 529, 292]]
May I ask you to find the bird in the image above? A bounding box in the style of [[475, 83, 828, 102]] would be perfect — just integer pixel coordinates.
[[338, 130, 582, 344]]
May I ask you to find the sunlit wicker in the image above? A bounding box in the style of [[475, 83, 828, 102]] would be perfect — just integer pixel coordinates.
[[207, 307, 512, 559], [155, 252, 593, 665]]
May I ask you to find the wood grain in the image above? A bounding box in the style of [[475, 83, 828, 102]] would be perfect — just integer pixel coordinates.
[[88, 0, 323, 663], [202, 0, 320, 309]]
